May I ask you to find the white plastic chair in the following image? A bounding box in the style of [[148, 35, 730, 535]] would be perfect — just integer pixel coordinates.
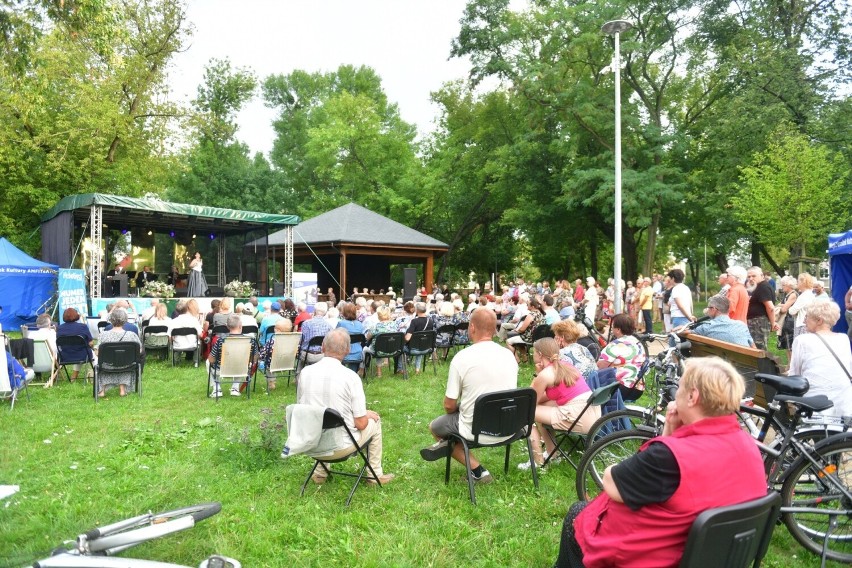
[[30, 339, 58, 387], [207, 336, 255, 401], [262, 332, 301, 391]]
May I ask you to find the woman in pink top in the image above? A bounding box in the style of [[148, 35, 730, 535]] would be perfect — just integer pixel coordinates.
[[519, 338, 598, 470]]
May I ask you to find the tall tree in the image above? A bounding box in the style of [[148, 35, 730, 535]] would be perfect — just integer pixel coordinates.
[[0, 0, 190, 253], [262, 65, 421, 220]]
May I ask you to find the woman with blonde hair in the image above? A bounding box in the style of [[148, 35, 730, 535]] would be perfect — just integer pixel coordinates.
[[551, 319, 598, 378], [519, 337, 597, 470], [788, 273, 816, 338], [186, 298, 201, 324]]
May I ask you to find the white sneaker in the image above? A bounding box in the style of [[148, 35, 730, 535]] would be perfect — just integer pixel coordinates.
[[230, 387, 241, 397], [517, 460, 544, 471], [209, 388, 222, 398]]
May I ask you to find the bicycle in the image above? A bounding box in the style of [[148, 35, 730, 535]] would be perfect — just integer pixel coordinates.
[[32, 502, 240, 568], [575, 372, 852, 564]]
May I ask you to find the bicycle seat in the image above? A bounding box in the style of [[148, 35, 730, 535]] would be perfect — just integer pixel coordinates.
[[774, 394, 834, 416], [754, 373, 809, 397]]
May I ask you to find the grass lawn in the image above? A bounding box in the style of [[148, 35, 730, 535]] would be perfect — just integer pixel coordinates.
[[0, 342, 838, 567]]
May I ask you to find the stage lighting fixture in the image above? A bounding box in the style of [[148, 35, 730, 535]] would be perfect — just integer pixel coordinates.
[[147, 230, 152, 236], [209, 234, 215, 240], [192, 233, 196, 239], [121, 229, 128, 235], [169, 231, 175, 238]]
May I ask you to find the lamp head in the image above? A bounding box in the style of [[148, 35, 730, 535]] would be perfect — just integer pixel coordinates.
[[601, 20, 633, 35]]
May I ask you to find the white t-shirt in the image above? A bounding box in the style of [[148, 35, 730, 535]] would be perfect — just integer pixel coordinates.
[[446, 341, 519, 442], [790, 332, 852, 417], [298, 357, 367, 449], [170, 314, 201, 349], [584, 288, 599, 313], [669, 283, 692, 318]]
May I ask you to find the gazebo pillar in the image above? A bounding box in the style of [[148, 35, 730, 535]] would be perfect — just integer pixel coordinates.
[[425, 254, 434, 294]]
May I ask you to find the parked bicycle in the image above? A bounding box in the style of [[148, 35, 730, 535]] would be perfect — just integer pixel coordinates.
[[32, 502, 240, 568]]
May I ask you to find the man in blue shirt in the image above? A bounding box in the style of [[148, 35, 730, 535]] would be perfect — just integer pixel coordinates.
[[689, 296, 755, 348]]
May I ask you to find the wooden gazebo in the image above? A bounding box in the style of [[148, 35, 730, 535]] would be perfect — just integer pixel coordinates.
[[264, 203, 448, 300]]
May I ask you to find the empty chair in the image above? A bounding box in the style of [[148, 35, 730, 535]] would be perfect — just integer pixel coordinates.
[[95, 341, 142, 401], [443, 387, 539, 505], [679, 491, 781, 568]]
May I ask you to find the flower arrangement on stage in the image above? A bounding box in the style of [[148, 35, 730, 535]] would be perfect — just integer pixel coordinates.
[[224, 279, 255, 297], [142, 281, 175, 298]]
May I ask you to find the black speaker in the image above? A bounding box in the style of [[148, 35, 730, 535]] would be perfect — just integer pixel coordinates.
[[273, 282, 285, 297], [403, 268, 417, 301]]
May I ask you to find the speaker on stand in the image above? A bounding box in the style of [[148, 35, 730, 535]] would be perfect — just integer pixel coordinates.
[[403, 268, 417, 301]]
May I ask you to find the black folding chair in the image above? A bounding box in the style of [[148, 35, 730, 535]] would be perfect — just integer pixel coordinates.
[[405, 330, 437, 375], [299, 407, 382, 506], [142, 325, 169, 361], [679, 491, 781, 568], [451, 321, 471, 354], [542, 381, 620, 469], [55, 335, 95, 383], [443, 387, 539, 505], [169, 327, 201, 367], [365, 332, 406, 380], [211, 325, 229, 339], [434, 324, 456, 361], [95, 341, 142, 402], [295, 335, 325, 376], [242, 324, 259, 338], [96, 321, 109, 335], [347, 333, 367, 375]]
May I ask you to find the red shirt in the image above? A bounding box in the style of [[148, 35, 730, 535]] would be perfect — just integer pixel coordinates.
[[293, 311, 311, 331], [728, 283, 749, 323]]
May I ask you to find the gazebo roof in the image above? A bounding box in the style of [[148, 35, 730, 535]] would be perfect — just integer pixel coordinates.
[[269, 203, 448, 250]]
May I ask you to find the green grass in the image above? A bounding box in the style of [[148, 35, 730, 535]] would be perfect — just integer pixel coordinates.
[[0, 349, 837, 567]]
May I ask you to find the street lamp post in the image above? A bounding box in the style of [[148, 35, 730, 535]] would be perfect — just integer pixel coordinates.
[[602, 19, 632, 315]]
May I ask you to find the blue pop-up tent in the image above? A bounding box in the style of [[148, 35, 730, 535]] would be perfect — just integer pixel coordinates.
[[0, 238, 58, 330], [829, 231, 852, 335]]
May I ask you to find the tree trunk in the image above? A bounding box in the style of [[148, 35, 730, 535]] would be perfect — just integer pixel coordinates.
[[623, 226, 639, 282], [643, 206, 661, 275], [750, 240, 760, 267], [687, 258, 700, 286], [590, 233, 599, 280], [758, 245, 783, 276], [714, 252, 727, 273]]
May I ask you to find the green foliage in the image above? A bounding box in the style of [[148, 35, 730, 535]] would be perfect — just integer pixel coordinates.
[[0, 0, 190, 253], [733, 125, 850, 254]]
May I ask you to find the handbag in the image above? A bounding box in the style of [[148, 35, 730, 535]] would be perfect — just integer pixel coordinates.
[[813, 333, 852, 383]]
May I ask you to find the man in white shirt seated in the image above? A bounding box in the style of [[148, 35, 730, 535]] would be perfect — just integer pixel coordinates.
[[297, 328, 395, 485]]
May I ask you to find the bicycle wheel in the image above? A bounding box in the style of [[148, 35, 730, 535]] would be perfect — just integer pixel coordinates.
[[576, 428, 656, 501], [781, 438, 852, 562], [584, 408, 661, 444], [86, 502, 222, 555]]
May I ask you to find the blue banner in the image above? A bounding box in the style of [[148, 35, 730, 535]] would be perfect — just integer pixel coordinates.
[[58, 269, 89, 319], [293, 272, 318, 313]]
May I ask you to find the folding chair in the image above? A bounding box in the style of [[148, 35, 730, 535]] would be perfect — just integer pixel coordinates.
[[679, 491, 781, 568], [207, 335, 254, 401], [169, 327, 201, 367], [299, 408, 382, 506], [55, 334, 96, 383], [95, 341, 142, 402], [541, 381, 621, 469], [0, 335, 33, 410], [96, 321, 109, 335], [364, 332, 406, 379], [405, 330, 437, 375], [242, 324, 259, 339], [443, 387, 539, 505], [142, 325, 169, 361], [30, 339, 58, 387], [295, 335, 325, 376], [346, 332, 366, 375], [435, 324, 456, 361], [258, 332, 301, 391], [452, 321, 471, 354], [211, 325, 229, 339]]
